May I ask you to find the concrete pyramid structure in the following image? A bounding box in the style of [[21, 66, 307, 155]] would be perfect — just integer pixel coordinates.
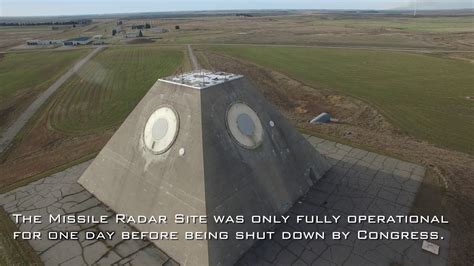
[[78, 70, 330, 265]]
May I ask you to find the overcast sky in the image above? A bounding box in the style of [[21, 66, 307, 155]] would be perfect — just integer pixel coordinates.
[[0, 0, 472, 17]]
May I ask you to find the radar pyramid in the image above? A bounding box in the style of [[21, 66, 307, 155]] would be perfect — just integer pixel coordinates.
[[78, 70, 331, 266]]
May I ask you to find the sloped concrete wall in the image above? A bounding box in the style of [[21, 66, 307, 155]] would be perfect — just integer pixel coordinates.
[[78, 80, 209, 265], [201, 78, 330, 265]]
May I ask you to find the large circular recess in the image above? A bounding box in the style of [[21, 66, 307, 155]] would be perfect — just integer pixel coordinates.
[[143, 107, 179, 154], [227, 102, 263, 149]]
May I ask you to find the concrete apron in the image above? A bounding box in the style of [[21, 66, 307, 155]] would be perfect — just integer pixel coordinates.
[[0, 136, 450, 266]]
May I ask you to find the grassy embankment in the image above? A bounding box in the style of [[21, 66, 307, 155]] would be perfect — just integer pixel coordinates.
[[209, 45, 474, 154]]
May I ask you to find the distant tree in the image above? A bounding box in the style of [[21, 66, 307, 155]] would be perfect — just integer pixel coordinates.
[[73, 24, 76, 28], [145, 23, 151, 29], [138, 30, 143, 37], [0, 19, 91, 27], [175, 25, 180, 30], [236, 13, 253, 17], [112, 29, 117, 36]]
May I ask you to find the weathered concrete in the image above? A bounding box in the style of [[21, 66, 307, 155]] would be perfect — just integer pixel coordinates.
[[77, 74, 330, 265], [0, 46, 105, 153], [0, 136, 450, 266], [0, 161, 177, 265], [237, 135, 450, 266]]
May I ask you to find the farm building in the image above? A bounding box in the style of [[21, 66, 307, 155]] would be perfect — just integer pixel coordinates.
[[63, 37, 93, 46], [26, 39, 63, 46], [124, 31, 142, 38], [131, 24, 145, 29]]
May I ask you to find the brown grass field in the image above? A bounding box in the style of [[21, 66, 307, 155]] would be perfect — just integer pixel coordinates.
[[133, 13, 474, 50]]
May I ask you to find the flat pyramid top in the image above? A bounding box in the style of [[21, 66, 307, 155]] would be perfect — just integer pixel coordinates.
[[159, 70, 242, 89]]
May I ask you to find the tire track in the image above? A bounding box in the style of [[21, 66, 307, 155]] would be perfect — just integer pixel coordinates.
[[0, 46, 106, 153], [187, 44, 200, 70]]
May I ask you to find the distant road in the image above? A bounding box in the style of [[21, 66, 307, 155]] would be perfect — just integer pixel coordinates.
[[0, 46, 105, 153], [185, 43, 474, 53], [187, 44, 200, 70]]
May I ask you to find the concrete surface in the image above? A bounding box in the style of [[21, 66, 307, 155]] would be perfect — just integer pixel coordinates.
[[237, 134, 450, 266], [160, 70, 242, 89], [0, 136, 450, 265], [77, 75, 330, 265], [0, 161, 177, 265], [0, 46, 105, 153]]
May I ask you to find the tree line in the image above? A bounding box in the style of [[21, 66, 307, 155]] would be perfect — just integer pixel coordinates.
[[0, 20, 92, 27]]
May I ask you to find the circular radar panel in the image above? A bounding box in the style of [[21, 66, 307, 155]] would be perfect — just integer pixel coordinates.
[[227, 102, 263, 149], [143, 107, 179, 154]]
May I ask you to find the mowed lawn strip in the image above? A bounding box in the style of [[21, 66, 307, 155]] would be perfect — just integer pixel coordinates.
[[0, 50, 90, 103], [48, 46, 184, 133], [0, 50, 89, 125], [209, 46, 474, 154]]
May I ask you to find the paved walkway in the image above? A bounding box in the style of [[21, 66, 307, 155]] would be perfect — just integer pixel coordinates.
[[0, 46, 105, 153], [0, 136, 449, 265]]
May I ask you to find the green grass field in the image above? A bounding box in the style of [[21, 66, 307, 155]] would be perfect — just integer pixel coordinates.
[[209, 45, 474, 154], [0, 50, 89, 107], [48, 46, 184, 133]]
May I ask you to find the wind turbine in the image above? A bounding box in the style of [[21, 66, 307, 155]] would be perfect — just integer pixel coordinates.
[[414, 0, 417, 17]]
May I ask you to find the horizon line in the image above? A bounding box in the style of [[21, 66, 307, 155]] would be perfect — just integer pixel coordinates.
[[1, 7, 473, 18]]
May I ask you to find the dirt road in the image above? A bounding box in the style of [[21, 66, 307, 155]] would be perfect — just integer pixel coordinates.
[[187, 44, 200, 70], [0, 46, 105, 153], [194, 43, 474, 53]]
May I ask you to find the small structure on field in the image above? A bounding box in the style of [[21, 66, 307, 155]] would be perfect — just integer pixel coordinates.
[[310, 112, 332, 124]]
